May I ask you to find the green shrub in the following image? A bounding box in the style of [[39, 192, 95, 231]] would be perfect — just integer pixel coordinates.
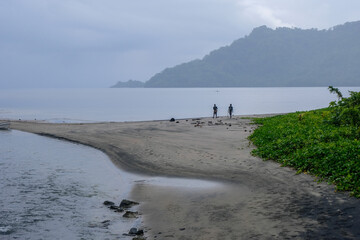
[[249, 90, 360, 197], [327, 87, 360, 126]]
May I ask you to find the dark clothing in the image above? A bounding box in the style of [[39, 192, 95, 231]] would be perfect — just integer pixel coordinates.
[[213, 105, 218, 118], [228, 105, 233, 118]]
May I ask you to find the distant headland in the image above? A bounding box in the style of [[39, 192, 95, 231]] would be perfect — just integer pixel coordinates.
[[112, 21, 360, 88]]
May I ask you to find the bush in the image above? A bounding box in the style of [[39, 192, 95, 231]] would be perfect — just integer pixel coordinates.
[[327, 87, 360, 126], [249, 89, 360, 197]]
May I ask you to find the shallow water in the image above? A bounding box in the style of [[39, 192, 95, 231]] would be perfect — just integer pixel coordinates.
[[0, 130, 220, 239]]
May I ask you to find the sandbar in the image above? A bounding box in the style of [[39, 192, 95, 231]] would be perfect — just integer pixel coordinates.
[[9, 115, 360, 239]]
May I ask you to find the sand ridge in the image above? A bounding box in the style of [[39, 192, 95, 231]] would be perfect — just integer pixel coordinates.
[[9, 115, 360, 239]]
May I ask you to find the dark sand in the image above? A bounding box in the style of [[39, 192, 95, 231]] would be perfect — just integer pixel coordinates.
[[9, 115, 360, 239]]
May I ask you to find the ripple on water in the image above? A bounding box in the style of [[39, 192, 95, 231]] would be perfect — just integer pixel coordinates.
[[0, 130, 138, 239], [0, 226, 13, 235], [0, 130, 222, 239]]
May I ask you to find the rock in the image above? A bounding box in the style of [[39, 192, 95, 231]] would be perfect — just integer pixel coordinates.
[[132, 237, 146, 240], [126, 228, 144, 237], [103, 200, 115, 206], [119, 199, 139, 209], [123, 211, 138, 218], [170, 118, 175, 122], [179, 228, 186, 231], [176, 121, 179, 123], [129, 228, 138, 235], [109, 205, 124, 212]]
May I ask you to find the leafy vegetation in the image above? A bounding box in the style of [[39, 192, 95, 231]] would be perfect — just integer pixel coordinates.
[[249, 89, 360, 197]]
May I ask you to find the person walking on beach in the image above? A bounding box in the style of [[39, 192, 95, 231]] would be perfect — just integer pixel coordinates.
[[228, 104, 233, 118], [213, 104, 218, 118]]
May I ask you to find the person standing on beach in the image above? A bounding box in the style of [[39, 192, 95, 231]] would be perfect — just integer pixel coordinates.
[[213, 104, 218, 118], [228, 104, 233, 118]]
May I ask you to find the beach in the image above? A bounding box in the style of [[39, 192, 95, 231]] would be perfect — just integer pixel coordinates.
[[9, 115, 360, 239]]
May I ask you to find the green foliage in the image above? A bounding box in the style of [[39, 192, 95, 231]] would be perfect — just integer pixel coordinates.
[[249, 106, 360, 197], [327, 90, 360, 126], [328, 86, 343, 99]]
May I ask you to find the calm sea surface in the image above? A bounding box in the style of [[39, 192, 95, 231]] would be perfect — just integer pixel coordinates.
[[1, 87, 359, 122], [1, 87, 359, 239]]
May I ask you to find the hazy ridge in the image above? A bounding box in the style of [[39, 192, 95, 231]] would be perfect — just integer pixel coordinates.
[[140, 21, 360, 88]]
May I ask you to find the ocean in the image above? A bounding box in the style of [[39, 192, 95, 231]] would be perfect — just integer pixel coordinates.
[[1, 87, 359, 239], [2, 87, 359, 123]]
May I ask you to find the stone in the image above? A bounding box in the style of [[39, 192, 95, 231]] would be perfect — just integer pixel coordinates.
[[119, 199, 139, 209], [126, 227, 144, 237], [109, 205, 124, 212], [129, 228, 138, 235], [132, 237, 146, 240], [103, 200, 115, 206], [123, 211, 138, 218], [170, 118, 175, 122]]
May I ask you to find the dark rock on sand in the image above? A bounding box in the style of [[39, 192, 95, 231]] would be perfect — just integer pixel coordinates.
[[103, 200, 115, 206], [132, 237, 146, 240], [109, 205, 124, 212], [123, 211, 139, 218], [120, 199, 139, 209], [129, 228, 144, 235], [129, 228, 138, 235], [170, 118, 175, 122]]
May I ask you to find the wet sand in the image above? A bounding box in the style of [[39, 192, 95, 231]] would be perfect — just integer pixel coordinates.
[[9, 115, 360, 239]]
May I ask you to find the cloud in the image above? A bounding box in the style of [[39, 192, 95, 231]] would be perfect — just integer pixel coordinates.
[[1, 0, 360, 88], [236, 0, 293, 28]]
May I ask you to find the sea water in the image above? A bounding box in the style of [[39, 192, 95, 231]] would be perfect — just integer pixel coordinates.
[[0, 130, 219, 239], [1, 87, 360, 239], [1, 87, 359, 122], [0, 130, 141, 239]]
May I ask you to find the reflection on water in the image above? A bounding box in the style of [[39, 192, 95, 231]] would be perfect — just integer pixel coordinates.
[[0, 130, 220, 239], [0, 130, 139, 239]]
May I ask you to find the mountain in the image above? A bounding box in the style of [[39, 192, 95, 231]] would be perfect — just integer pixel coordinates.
[[111, 80, 144, 88], [144, 21, 360, 87]]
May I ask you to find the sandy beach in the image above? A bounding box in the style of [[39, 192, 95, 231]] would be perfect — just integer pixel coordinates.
[[9, 115, 360, 239]]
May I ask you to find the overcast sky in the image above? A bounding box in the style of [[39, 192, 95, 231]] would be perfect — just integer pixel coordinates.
[[1, 0, 360, 88]]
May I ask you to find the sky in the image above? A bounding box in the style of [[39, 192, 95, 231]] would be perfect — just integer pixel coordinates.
[[1, 0, 360, 88]]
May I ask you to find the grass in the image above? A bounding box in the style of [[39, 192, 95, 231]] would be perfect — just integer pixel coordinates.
[[249, 108, 360, 197]]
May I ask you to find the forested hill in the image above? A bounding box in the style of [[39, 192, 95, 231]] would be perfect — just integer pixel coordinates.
[[144, 21, 360, 87]]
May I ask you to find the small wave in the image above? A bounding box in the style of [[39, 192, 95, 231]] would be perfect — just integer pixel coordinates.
[[0, 226, 13, 235]]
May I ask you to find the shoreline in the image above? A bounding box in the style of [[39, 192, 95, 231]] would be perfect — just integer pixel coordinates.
[[8, 114, 277, 183], [7, 114, 360, 239]]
